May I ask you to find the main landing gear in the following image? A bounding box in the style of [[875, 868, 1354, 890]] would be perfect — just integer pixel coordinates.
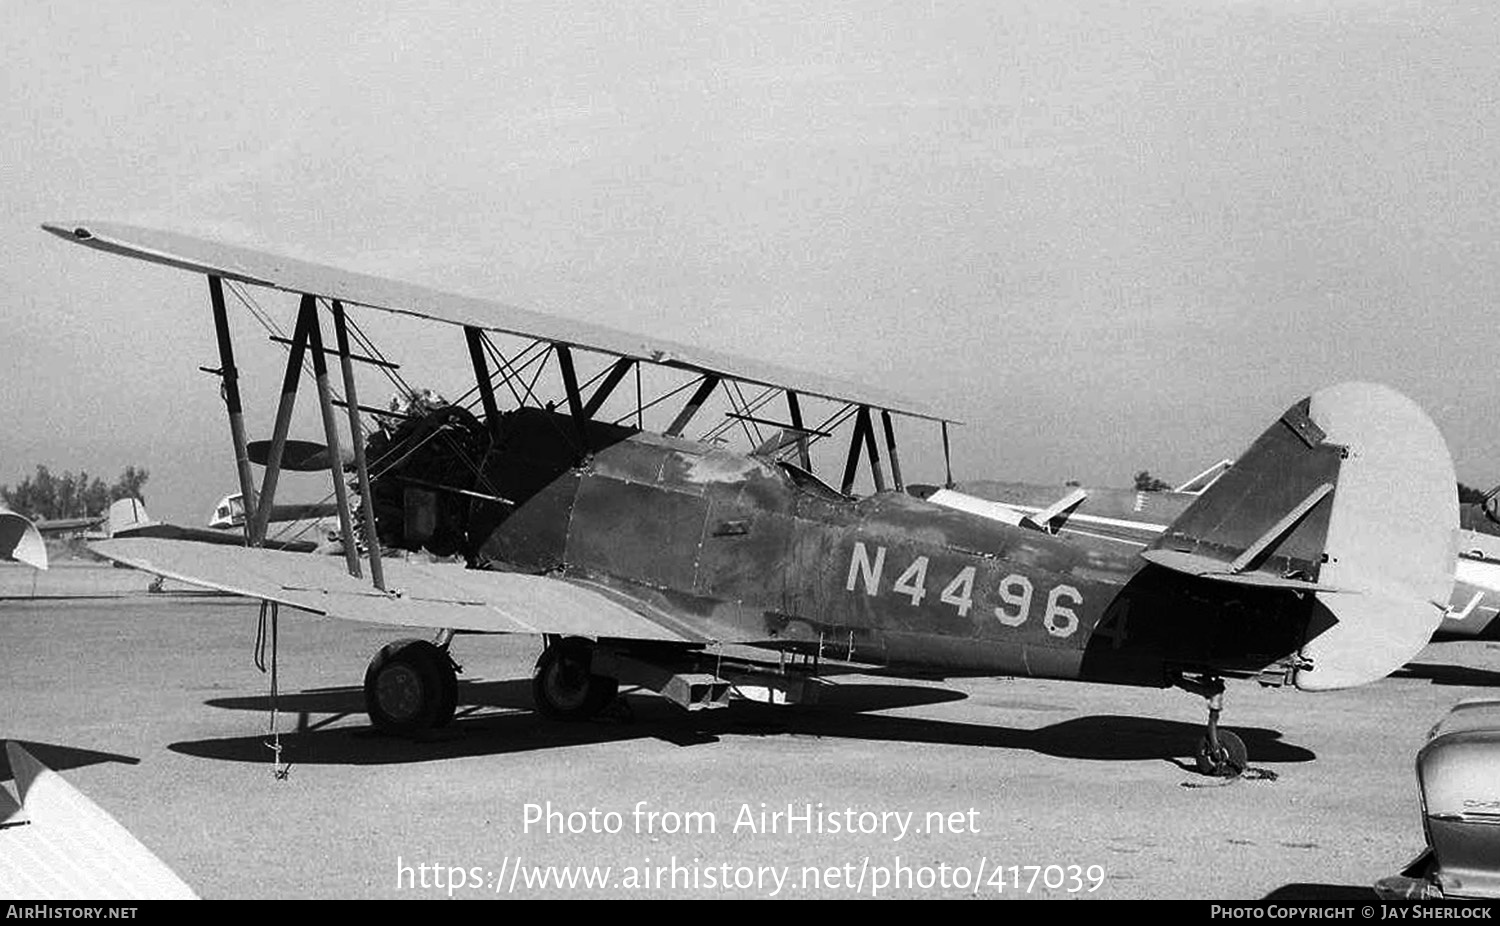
[[532, 636, 619, 720], [1177, 675, 1248, 778], [363, 635, 460, 736], [359, 634, 627, 735]]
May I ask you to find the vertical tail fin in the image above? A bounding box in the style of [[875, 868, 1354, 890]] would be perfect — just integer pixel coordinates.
[[1144, 382, 1455, 689], [107, 497, 152, 537]]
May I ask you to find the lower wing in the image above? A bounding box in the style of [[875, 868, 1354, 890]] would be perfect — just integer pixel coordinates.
[[90, 537, 708, 644]]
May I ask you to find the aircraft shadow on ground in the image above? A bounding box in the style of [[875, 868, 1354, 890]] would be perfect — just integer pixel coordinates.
[[1391, 662, 1500, 686], [1262, 883, 1378, 902], [0, 740, 140, 781], [169, 678, 1314, 769]]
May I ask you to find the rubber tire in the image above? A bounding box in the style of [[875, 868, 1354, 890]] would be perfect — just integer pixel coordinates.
[[364, 639, 458, 735], [1195, 729, 1248, 778], [532, 639, 618, 720]]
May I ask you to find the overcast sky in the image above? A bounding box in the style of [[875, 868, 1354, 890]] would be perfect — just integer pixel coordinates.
[[4, 1, 1499, 522]]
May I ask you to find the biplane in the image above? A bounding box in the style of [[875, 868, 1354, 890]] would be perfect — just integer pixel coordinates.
[[43, 221, 1459, 777]]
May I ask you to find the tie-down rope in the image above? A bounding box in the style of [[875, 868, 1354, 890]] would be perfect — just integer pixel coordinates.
[[254, 600, 289, 780]]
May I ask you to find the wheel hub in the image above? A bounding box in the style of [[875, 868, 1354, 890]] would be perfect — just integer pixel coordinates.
[[376, 664, 424, 721], [542, 657, 591, 712]]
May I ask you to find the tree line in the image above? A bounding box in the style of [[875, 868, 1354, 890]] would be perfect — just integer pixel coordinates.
[[0, 465, 149, 520]]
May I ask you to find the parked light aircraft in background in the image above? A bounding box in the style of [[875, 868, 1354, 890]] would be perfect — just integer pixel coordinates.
[[206, 489, 336, 533], [203, 438, 345, 532], [107, 492, 334, 554], [1, 495, 327, 568], [43, 221, 1460, 778], [0, 502, 121, 571]]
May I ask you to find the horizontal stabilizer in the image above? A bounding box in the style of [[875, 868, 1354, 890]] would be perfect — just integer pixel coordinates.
[[1138, 549, 1346, 592]]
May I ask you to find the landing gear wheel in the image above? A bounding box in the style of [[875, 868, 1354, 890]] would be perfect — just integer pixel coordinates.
[[1175, 673, 1250, 779], [1195, 730, 1248, 778], [364, 638, 458, 735], [533, 638, 618, 720]]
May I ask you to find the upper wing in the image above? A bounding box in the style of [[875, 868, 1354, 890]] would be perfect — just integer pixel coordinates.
[[42, 221, 950, 423], [89, 537, 711, 644]]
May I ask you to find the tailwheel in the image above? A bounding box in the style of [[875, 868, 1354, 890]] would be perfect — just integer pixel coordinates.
[[1195, 729, 1248, 778], [532, 637, 619, 720], [364, 638, 458, 736], [1178, 673, 1248, 778]]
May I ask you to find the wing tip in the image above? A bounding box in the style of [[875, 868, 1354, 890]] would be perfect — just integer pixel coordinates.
[[40, 221, 93, 241]]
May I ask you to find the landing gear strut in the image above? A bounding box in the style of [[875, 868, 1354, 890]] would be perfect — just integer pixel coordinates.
[[1177, 675, 1248, 778]]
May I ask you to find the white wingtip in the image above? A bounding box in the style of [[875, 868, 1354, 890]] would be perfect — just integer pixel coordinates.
[[0, 510, 47, 570]]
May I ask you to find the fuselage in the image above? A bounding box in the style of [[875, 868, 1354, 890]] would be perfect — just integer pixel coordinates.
[[376, 408, 1317, 688]]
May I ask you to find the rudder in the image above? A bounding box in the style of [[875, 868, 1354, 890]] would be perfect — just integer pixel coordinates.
[[1142, 382, 1455, 689], [1295, 382, 1455, 690]]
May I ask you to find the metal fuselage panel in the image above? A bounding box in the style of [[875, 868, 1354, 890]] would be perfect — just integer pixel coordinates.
[[475, 410, 1310, 686]]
